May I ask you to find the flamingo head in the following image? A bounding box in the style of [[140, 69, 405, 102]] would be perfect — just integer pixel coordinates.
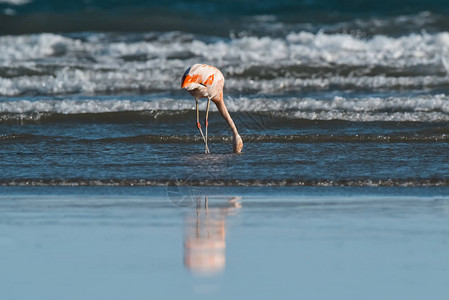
[[181, 67, 199, 90], [233, 135, 243, 153]]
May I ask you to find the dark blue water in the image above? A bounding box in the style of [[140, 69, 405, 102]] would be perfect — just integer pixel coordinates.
[[1, 0, 449, 186], [3, 0, 449, 35]]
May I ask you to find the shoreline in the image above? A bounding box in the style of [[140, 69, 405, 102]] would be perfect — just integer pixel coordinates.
[[2, 185, 449, 198]]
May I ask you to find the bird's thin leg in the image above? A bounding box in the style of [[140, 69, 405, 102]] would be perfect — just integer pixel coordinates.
[[196, 98, 207, 147], [204, 98, 211, 154]]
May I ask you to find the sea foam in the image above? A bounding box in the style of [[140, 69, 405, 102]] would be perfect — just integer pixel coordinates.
[[0, 31, 449, 96], [1, 94, 449, 122]]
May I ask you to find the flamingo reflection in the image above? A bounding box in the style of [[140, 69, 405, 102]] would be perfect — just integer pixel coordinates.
[[184, 196, 241, 274]]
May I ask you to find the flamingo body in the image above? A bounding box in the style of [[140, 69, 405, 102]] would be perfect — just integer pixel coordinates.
[[181, 64, 224, 102], [181, 64, 243, 153]]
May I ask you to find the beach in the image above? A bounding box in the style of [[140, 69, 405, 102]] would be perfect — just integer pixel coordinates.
[[1, 0, 449, 298]]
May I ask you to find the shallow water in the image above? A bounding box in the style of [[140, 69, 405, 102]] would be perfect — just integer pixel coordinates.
[[1, 187, 449, 300], [2, 14, 449, 186]]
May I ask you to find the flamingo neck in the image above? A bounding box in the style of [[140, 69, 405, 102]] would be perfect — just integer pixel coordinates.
[[214, 96, 239, 138]]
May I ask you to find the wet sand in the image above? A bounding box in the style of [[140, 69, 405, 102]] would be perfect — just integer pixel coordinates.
[[1, 186, 448, 300]]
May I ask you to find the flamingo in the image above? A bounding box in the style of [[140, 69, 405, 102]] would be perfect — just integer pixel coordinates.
[[181, 64, 243, 153]]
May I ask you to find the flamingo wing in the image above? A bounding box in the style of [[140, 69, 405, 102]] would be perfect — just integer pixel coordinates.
[[181, 64, 217, 88]]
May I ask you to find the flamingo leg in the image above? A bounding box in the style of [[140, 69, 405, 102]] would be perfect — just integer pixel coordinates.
[[204, 98, 211, 154], [196, 98, 207, 149]]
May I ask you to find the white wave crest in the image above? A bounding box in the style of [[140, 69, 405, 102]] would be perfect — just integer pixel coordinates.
[[2, 70, 448, 97], [0, 34, 78, 61], [1, 31, 449, 96], [1, 31, 448, 66], [0, 99, 195, 114], [2, 94, 449, 122], [0, 0, 31, 5]]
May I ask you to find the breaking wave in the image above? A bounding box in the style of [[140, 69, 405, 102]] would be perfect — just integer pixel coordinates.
[[1, 31, 449, 96], [2, 94, 449, 123]]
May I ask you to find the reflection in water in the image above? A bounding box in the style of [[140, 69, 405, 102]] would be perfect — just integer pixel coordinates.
[[184, 196, 241, 275]]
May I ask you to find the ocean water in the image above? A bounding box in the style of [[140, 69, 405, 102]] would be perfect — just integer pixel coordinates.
[[1, 28, 449, 185], [1, 0, 449, 299]]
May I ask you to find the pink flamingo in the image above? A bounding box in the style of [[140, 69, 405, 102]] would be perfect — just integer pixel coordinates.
[[181, 64, 243, 153]]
